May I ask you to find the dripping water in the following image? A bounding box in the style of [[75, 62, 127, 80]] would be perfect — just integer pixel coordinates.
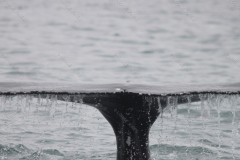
[[151, 93, 240, 160], [0, 94, 101, 160]]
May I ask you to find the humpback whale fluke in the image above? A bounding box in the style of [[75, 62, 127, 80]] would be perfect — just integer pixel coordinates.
[[1, 82, 240, 160]]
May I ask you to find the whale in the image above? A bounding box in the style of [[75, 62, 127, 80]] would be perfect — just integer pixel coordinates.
[[1, 82, 240, 160]]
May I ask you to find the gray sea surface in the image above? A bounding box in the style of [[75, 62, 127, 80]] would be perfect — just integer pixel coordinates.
[[0, 0, 240, 159]]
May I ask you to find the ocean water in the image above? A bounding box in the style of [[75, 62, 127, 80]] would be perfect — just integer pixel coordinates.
[[0, 0, 240, 159]]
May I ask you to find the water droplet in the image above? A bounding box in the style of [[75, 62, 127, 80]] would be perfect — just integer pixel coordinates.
[[115, 88, 124, 92]]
